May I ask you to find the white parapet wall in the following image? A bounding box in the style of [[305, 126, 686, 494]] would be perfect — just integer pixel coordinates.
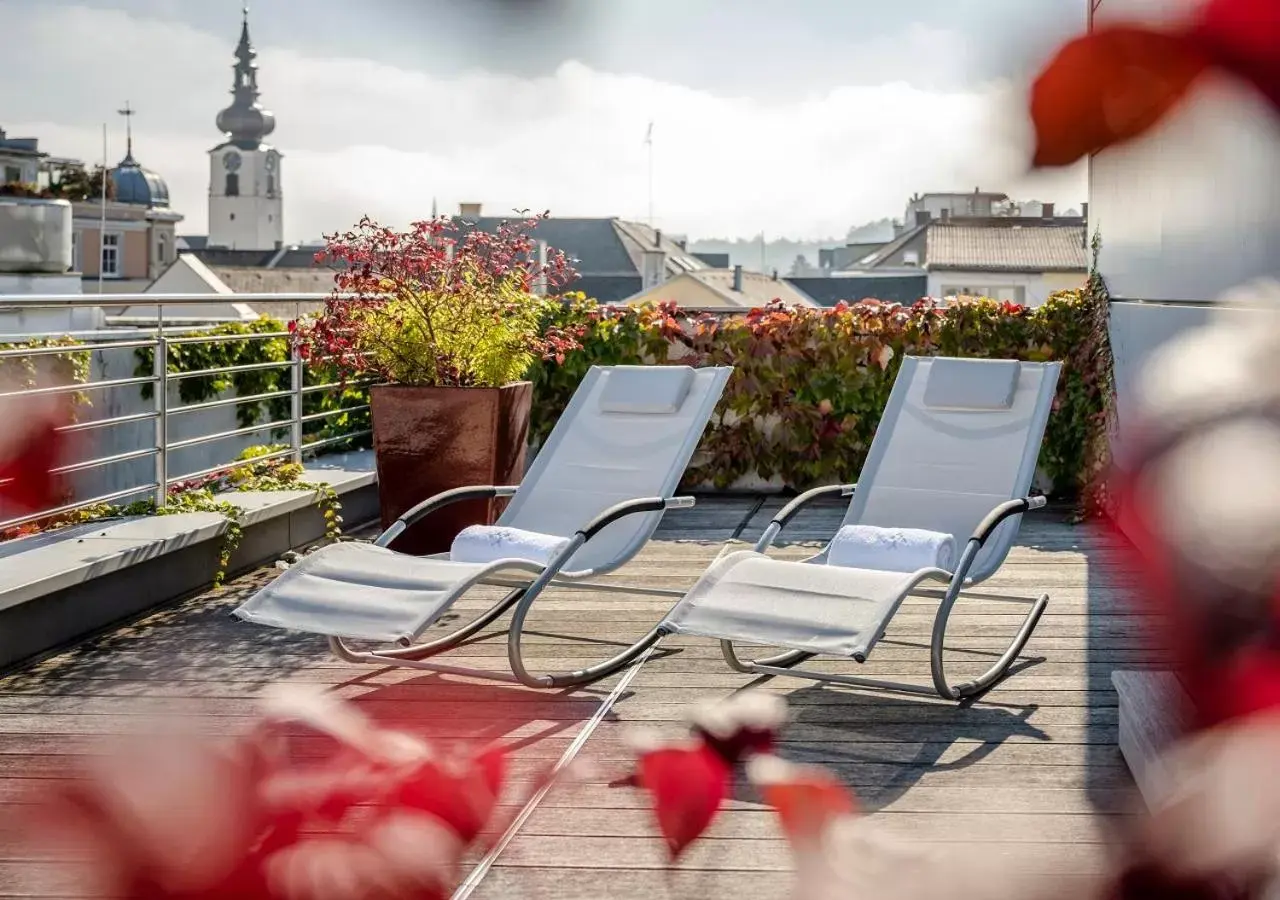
[[1093, 0, 1280, 465]]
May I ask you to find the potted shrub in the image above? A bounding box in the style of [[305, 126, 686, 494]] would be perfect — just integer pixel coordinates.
[[296, 213, 581, 554]]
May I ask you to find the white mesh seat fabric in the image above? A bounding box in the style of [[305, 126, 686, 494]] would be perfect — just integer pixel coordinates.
[[233, 364, 733, 647], [498, 365, 732, 574], [661, 551, 929, 661], [233, 542, 508, 644], [662, 356, 1060, 666]]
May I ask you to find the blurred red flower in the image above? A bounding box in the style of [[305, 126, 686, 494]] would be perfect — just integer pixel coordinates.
[[1030, 0, 1280, 167]]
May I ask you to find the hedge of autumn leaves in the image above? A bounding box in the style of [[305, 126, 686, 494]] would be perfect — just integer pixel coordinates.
[[531, 281, 1115, 511]]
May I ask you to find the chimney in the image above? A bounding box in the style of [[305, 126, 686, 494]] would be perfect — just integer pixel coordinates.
[[940, 208, 951, 222], [654, 229, 663, 247], [1042, 202, 1055, 218], [642, 248, 667, 290], [914, 210, 932, 227], [732, 264, 744, 292], [772, 269, 779, 281], [458, 202, 482, 218]]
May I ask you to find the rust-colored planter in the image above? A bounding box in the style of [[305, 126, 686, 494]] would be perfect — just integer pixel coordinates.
[[369, 381, 533, 556]]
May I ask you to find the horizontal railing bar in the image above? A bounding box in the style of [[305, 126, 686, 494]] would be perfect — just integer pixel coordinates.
[[51, 446, 159, 475], [302, 430, 373, 454], [168, 388, 294, 416], [165, 330, 290, 346], [167, 360, 291, 381], [300, 404, 370, 424], [0, 484, 159, 531], [0, 374, 157, 400], [165, 447, 298, 487], [166, 418, 295, 452], [0, 339, 154, 360], [57, 411, 160, 434], [301, 378, 377, 395], [0, 293, 339, 310]]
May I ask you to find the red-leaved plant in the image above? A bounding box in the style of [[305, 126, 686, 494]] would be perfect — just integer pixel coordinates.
[[294, 212, 585, 388], [21, 686, 575, 900]]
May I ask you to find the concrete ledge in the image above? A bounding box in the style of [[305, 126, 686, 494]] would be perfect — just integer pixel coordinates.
[[0, 450, 379, 672], [1113, 669, 1191, 809]]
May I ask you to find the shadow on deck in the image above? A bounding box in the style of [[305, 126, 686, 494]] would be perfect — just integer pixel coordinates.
[[0, 496, 1149, 899]]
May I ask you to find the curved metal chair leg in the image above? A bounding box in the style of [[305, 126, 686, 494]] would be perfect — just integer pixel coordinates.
[[720, 640, 813, 674], [328, 588, 526, 663], [931, 591, 1049, 701], [508, 625, 669, 690]]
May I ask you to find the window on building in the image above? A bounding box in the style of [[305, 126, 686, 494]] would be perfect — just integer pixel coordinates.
[[3, 165, 21, 184], [225, 173, 240, 196], [229, 213, 236, 221], [101, 232, 121, 277], [267, 174, 276, 195], [71, 231, 83, 272], [156, 233, 170, 267]]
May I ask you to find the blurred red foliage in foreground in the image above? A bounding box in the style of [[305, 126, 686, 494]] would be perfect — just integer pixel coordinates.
[[1030, 0, 1280, 167], [0, 394, 74, 518]]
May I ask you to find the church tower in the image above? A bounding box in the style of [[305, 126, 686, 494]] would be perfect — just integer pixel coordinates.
[[208, 8, 283, 250]]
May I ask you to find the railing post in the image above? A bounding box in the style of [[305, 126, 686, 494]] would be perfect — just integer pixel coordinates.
[[290, 339, 303, 465], [153, 305, 168, 509]]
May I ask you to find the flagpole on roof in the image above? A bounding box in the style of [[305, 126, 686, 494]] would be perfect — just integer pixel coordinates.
[[98, 122, 107, 295], [644, 121, 654, 226]]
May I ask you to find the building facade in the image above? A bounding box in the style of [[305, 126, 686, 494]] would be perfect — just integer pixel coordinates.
[[207, 11, 283, 251]]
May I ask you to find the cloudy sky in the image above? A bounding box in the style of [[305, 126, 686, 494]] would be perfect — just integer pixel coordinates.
[[4, 0, 1089, 242]]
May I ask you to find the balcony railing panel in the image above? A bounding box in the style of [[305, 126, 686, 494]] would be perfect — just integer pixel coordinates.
[[0, 292, 370, 532]]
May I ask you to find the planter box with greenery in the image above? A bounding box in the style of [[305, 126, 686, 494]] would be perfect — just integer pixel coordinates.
[[295, 214, 583, 555]]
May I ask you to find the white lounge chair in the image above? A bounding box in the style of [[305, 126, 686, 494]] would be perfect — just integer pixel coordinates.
[[654, 356, 1061, 702], [232, 364, 733, 688]]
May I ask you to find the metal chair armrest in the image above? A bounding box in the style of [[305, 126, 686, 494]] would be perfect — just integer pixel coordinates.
[[374, 484, 520, 547], [754, 483, 855, 552]]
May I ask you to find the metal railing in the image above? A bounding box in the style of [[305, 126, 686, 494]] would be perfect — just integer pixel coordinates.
[[0, 292, 372, 531]]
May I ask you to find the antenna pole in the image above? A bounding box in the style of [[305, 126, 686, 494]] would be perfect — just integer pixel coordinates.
[[98, 123, 107, 295], [644, 121, 654, 226]]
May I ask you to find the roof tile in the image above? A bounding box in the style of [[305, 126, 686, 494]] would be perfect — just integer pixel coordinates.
[[926, 223, 1087, 271]]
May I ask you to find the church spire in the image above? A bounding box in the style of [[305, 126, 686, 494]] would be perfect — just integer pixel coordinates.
[[215, 5, 276, 149]]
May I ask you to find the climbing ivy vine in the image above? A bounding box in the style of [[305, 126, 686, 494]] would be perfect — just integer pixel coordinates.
[[1, 445, 345, 587], [132, 317, 372, 449]]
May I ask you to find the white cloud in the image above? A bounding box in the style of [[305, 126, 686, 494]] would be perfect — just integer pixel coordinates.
[[5, 3, 1085, 242]]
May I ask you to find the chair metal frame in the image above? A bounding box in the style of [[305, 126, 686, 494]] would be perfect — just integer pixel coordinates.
[[325, 483, 697, 689], [700, 482, 1050, 702]]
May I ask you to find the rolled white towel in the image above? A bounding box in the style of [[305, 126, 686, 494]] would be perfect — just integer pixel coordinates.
[[449, 525, 571, 566], [826, 524, 956, 573]]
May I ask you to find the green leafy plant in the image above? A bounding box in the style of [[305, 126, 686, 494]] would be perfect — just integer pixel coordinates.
[[294, 213, 585, 387], [0, 336, 92, 415], [1, 445, 345, 586], [530, 290, 1116, 514]]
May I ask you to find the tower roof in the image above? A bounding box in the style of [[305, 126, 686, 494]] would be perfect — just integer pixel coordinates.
[[215, 6, 276, 150], [110, 101, 171, 208]]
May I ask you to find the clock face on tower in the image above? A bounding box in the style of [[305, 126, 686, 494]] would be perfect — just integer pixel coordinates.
[[223, 151, 242, 172]]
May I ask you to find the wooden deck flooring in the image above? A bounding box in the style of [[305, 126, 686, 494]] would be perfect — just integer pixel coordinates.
[[0, 497, 1156, 899]]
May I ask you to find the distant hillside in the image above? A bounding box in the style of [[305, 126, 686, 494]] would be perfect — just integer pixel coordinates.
[[689, 218, 898, 274], [687, 236, 832, 274]]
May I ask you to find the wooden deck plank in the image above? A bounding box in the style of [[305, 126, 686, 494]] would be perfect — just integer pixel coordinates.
[[0, 497, 1143, 898]]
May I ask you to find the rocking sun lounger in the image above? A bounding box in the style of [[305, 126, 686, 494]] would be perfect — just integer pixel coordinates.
[[654, 356, 1062, 702], [232, 364, 732, 688]]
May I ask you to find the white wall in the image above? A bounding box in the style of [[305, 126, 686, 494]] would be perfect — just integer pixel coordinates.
[[207, 145, 284, 251], [1091, 0, 1280, 456], [1091, 0, 1280, 302], [928, 271, 1085, 307], [80, 338, 290, 503], [0, 275, 104, 335]]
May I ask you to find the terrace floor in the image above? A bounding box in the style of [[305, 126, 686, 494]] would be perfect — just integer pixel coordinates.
[[0, 496, 1152, 899]]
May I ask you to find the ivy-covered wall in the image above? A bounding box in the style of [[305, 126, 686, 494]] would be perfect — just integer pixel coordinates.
[[530, 285, 1114, 513]]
